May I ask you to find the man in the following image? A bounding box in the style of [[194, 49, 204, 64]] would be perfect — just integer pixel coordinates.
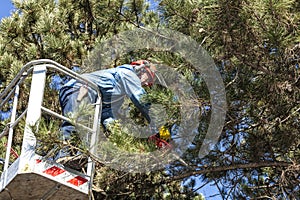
[[56, 60, 162, 167]]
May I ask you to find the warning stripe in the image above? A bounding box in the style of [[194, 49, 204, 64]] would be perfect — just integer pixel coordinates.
[[35, 159, 89, 188], [67, 176, 88, 186], [43, 166, 66, 177]]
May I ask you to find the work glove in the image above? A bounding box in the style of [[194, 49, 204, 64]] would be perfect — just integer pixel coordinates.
[[148, 126, 172, 149], [77, 85, 88, 102], [158, 126, 171, 141]]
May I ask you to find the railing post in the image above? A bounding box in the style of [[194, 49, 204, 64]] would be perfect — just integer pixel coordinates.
[[87, 97, 102, 199], [19, 65, 47, 170], [2, 85, 19, 188]]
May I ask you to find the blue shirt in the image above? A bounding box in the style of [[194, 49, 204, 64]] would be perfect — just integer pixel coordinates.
[[64, 64, 151, 123]]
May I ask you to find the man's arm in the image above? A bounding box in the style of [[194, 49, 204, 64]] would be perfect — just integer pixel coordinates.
[[120, 69, 152, 123]]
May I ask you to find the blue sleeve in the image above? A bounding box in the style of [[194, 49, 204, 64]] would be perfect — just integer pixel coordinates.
[[119, 69, 152, 123]]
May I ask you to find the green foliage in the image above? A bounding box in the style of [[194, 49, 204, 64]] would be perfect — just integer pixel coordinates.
[[157, 0, 299, 199], [0, 0, 299, 199], [34, 118, 61, 157], [104, 120, 157, 153]]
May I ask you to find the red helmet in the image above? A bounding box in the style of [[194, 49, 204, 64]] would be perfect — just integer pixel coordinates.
[[131, 60, 156, 86]]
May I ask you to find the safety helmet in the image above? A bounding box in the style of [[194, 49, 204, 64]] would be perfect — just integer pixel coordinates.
[[131, 60, 156, 86]]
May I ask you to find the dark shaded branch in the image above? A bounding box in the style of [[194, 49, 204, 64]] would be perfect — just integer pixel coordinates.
[[163, 161, 291, 183]]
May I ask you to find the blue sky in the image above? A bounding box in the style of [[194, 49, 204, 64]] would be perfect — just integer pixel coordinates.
[[0, 0, 14, 19]]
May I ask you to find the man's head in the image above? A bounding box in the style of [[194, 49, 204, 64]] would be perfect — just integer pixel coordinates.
[[131, 60, 156, 87]]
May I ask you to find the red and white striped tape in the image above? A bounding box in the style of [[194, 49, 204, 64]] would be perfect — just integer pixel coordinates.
[[35, 159, 89, 190]]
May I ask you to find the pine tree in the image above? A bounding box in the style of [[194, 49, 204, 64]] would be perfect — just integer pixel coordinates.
[[158, 0, 299, 199], [0, 0, 201, 199], [0, 0, 299, 199]]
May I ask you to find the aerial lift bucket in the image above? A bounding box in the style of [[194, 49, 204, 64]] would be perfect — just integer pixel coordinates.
[[0, 60, 102, 200]]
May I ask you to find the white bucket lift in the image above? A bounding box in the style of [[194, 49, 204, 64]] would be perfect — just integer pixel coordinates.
[[0, 59, 102, 200]]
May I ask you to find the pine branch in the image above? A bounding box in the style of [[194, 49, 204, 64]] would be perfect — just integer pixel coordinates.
[[163, 161, 292, 183], [83, 0, 94, 35], [133, 0, 140, 27]]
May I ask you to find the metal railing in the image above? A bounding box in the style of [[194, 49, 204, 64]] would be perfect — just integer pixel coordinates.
[[0, 59, 102, 191]]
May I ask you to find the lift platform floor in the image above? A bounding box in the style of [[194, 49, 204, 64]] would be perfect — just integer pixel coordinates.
[[0, 156, 90, 200]]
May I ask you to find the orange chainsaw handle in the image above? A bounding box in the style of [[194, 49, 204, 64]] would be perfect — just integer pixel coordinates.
[[148, 134, 172, 149]]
